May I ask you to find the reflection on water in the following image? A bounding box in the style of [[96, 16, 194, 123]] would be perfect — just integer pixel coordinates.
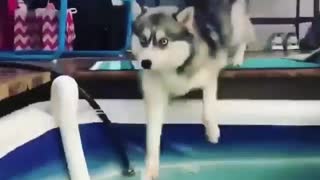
[[17, 158, 320, 180]]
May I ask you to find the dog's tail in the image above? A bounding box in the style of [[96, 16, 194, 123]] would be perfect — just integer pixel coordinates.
[[192, 0, 250, 55], [192, 0, 227, 55]]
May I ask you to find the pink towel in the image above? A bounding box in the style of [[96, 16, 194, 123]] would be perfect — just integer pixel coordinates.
[[65, 9, 76, 51], [41, 3, 76, 51], [41, 3, 59, 50], [14, 2, 43, 50]]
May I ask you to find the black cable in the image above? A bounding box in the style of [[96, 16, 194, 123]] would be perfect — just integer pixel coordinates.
[[0, 61, 135, 177], [78, 88, 135, 176]]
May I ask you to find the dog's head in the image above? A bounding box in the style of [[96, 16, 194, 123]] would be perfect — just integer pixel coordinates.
[[131, 3, 196, 71]]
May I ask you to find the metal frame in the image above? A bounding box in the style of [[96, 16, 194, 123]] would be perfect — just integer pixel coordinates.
[[0, 0, 67, 61], [0, 0, 133, 61], [61, 0, 133, 57], [251, 0, 319, 39]]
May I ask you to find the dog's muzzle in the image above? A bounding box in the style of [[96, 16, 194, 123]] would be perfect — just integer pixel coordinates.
[[141, 59, 152, 69]]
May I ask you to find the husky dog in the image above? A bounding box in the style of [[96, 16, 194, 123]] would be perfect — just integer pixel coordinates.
[[131, 0, 255, 179]]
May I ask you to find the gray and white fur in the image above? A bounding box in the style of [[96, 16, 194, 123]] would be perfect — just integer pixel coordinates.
[[131, 1, 255, 179]]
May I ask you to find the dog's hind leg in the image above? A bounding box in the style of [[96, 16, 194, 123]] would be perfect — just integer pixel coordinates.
[[229, 0, 254, 67], [142, 73, 169, 180], [231, 43, 247, 67]]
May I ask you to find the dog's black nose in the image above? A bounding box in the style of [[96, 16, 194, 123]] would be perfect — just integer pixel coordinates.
[[141, 59, 152, 69]]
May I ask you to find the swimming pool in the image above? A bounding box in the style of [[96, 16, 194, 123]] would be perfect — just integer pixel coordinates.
[[1, 77, 320, 180], [1, 122, 320, 180]]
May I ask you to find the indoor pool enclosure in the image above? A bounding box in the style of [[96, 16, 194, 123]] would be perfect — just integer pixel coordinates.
[[1, 0, 320, 179]]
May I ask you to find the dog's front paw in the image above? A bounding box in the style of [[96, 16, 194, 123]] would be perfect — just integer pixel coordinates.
[[231, 57, 244, 67], [232, 61, 243, 67], [204, 121, 220, 144], [225, 62, 242, 69], [143, 158, 159, 180]]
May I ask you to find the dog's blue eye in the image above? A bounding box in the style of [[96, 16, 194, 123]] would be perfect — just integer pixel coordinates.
[[159, 38, 169, 47]]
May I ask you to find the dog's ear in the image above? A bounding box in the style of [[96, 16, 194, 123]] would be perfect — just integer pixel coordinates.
[[174, 7, 195, 32], [132, 0, 148, 20]]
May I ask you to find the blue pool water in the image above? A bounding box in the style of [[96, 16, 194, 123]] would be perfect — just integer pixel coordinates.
[[1, 123, 320, 180]]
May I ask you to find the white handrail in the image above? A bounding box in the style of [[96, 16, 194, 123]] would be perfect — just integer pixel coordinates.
[[51, 76, 90, 180]]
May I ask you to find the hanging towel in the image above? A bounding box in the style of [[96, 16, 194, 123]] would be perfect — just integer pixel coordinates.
[[41, 3, 76, 51], [14, 1, 42, 50]]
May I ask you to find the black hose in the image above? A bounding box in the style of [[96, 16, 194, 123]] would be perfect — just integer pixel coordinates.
[[0, 61, 135, 177]]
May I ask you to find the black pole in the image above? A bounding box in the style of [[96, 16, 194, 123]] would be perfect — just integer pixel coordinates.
[[295, 0, 301, 39], [314, 0, 319, 17]]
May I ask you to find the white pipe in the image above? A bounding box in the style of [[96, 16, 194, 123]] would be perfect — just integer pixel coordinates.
[[51, 76, 90, 180], [97, 99, 320, 126]]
